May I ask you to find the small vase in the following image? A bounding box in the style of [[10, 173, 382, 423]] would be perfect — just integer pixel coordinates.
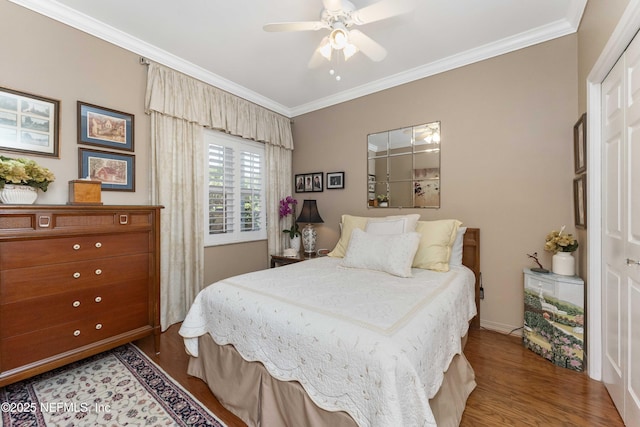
[[0, 184, 38, 204], [552, 251, 575, 276], [290, 235, 301, 253], [379, 202, 388, 207]]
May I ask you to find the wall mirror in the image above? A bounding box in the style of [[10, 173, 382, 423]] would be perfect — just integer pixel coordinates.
[[367, 121, 441, 208]]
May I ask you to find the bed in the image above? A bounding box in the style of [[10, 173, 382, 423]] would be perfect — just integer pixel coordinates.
[[180, 217, 480, 427]]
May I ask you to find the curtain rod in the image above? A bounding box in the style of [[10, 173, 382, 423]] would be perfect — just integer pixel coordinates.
[[139, 57, 150, 65]]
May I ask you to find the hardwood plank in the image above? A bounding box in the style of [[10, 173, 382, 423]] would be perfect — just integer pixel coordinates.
[[136, 325, 623, 426]]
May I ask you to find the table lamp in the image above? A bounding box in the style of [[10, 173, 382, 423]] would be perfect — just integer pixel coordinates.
[[296, 199, 324, 256]]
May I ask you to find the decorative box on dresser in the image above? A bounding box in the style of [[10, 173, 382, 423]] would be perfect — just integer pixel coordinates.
[[0, 205, 161, 387]]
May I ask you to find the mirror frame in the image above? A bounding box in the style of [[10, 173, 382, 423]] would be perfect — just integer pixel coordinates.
[[367, 121, 441, 209]]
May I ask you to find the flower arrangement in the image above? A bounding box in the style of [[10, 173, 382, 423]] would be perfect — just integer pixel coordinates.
[[279, 196, 300, 238], [0, 156, 55, 192], [376, 194, 389, 203], [544, 226, 578, 253]]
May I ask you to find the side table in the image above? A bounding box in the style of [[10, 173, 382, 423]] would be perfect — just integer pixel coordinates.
[[270, 252, 316, 268], [522, 268, 585, 371]]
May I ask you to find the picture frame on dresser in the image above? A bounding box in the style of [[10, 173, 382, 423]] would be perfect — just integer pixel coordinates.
[[77, 101, 134, 152], [573, 113, 586, 174], [0, 86, 60, 157], [79, 148, 135, 191]]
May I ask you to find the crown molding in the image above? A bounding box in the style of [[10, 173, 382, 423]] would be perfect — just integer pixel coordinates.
[[9, 0, 585, 119], [7, 0, 292, 117], [290, 11, 584, 116]]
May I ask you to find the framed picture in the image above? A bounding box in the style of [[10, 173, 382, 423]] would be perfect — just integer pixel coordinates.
[[573, 174, 587, 229], [0, 86, 60, 157], [573, 113, 586, 174], [295, 172, 323, 192], [327, 172, 345, 189], [79, 148, 135, 191], [78, 101, 134, 151], [368, 174, 376, 200]]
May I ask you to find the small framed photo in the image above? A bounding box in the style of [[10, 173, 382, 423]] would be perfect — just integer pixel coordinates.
[[79, 148, 135, 192], [573, 113, 586, 174], [294, 174, 305, 193], [311, 172, 323, 192], [327, 172, 345, 189], [573, 174, 587, 229], [78, 101, 134, 152], [0, 86, 60, 157]]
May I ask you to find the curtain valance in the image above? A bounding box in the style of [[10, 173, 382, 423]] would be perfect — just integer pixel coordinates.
[[145, 63, 293, 150]]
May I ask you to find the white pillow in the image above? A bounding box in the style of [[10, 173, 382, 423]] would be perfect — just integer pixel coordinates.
[[449, 227, 467, 266], [365, 218, 411, 235], [341, 229, 420, 278]]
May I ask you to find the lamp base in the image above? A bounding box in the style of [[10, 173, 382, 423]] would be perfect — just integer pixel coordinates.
[[301, 223, 317, 255]]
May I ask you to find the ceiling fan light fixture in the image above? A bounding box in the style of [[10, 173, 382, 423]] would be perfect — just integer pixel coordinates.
[[329, 27, 349, 50], [343, 43, 358, 60], [319, 40, 333, 60]]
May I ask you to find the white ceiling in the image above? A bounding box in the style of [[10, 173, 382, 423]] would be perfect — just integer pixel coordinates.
[[10, 0, 586, 117]]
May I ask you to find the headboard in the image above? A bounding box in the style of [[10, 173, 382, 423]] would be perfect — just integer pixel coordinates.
[[461, 228, 481, 330]]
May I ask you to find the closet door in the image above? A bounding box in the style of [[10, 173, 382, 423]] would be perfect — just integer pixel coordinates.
[[602, 32, 640, 427]]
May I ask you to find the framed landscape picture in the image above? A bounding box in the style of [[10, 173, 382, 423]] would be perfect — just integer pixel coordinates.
[[0, 86, 60, 157], [79, 148, 135, 191], [78, 101, 134, 151]]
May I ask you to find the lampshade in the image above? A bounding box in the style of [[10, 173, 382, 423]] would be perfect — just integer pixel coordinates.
[[296, 200, 324, 224]]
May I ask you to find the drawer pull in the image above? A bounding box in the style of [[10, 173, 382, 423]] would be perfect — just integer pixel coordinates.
[[95, 242, 102, 248], [119, 214, 128, 225], [95, 323, 103, 330], [73, 272, 81, 279], [38, 216, 51, 228], [73, 244, 81, 250], [95, 296, 102, 303], [72, 301, 80, 308], [73, 330, 81, 337], [95, 269, 102, 275]]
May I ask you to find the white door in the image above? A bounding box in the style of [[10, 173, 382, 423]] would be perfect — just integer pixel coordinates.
[[602, 31, 640, 427]]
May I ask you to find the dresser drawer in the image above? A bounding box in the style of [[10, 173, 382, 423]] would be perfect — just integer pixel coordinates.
[[1, 303, 149, 371], [0, 253, 149, 303], [1, 279, 148, 338], [0, 232, 150, 269]]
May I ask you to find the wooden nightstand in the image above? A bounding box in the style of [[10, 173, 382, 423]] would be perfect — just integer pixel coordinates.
[[270, 252, 317, 268]]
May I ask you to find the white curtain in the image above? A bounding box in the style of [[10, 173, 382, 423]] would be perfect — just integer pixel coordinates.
[[145, 63, 294, 330]]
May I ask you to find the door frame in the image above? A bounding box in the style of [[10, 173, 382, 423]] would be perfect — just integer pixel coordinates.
[[586, 0, 640, 380]]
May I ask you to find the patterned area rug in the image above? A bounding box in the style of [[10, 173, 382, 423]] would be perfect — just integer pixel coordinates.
[[0, 344, 226, 426]]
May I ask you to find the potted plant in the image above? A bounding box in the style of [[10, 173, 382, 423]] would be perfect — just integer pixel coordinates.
[[0, 156, 55, 204], [376, 194, 389, 207], [544, 226, 578, 276], [280, 196, 301, 252]]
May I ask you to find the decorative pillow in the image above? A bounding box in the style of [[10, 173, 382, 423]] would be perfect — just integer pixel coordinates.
[[365, 218, 411, 235], [449, 226, 468, 266], [412, 219, 462, 272], [341, 229, 420, 277], [328, 214, 420, 257]]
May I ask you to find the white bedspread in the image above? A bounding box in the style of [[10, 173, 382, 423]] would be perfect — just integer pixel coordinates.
[[179, 257, 476, 427]]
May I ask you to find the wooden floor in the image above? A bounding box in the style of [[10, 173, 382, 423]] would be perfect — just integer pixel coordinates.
[[135, 325, 624, 427]]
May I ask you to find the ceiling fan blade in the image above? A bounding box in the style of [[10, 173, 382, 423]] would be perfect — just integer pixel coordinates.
[[349, 30, 387, 61], [308, 37, 330, 68], [350, 0, 415, 25], [263, 21, 327, 32]]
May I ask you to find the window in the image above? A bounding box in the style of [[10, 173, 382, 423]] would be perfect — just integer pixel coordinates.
[[204, 130, 266, 246]]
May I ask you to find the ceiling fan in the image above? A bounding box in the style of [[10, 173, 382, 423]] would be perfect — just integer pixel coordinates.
[[263, 0, 414, 68]]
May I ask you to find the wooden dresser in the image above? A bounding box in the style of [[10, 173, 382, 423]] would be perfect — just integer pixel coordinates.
[[0, 205, 161, 387]]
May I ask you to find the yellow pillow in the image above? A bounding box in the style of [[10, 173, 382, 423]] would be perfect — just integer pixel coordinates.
[[328, 215, 369, 258], [412, 220, 462, 271]]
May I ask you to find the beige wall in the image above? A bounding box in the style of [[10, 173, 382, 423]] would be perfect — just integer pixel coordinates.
[[0, 1, 268, 287], [0, 0, 149, 206], [292, 36, 578, 332]]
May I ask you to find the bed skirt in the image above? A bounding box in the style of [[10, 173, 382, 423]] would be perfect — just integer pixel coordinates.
[[187, 333, 476, 427]]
